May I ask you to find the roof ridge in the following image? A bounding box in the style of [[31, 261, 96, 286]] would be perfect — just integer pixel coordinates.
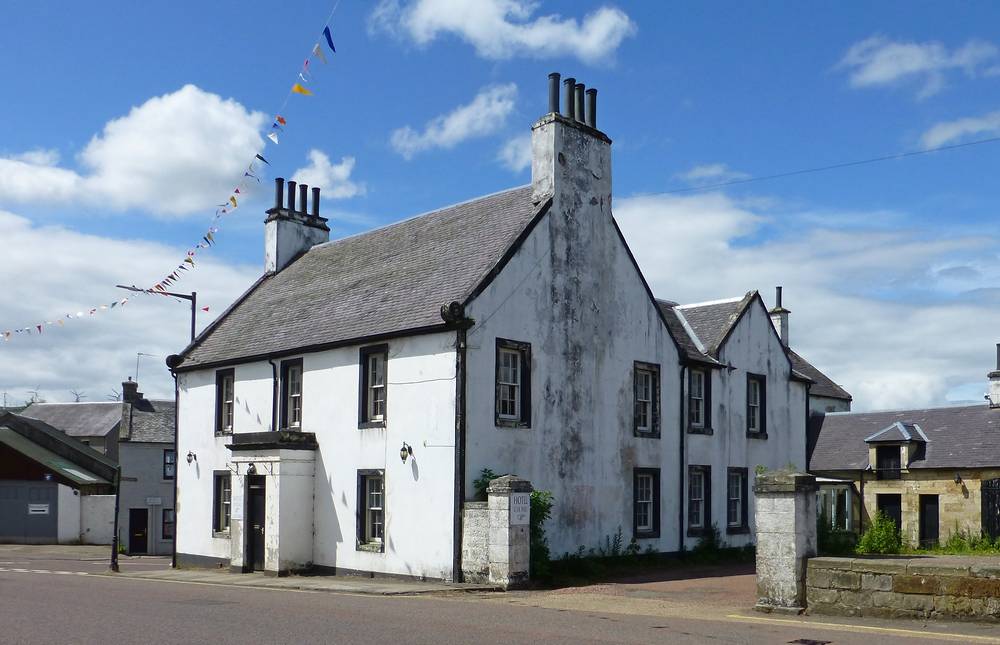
[[676, 295, 745, 309]]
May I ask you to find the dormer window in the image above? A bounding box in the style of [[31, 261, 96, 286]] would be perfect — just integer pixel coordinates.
[[281, 359, 303, 430], [875, 445, 902, 480]]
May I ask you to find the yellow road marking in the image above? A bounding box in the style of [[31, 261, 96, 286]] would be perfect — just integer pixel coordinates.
[[727, 613, 1000, 643]]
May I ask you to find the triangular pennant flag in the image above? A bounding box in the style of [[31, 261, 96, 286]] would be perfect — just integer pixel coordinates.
[[267, 132, 279, 144], [201, 306, 210, 313], [206, 232, 215, 244], [292, 83, 312, 96], [56, 320, 63, 326], [323, 26, 336, 53], [255, 153, 270, 165], [276, 115, 286, 125], [36, 325, 42, 334], [234, 188, 241, 194], [184, 257, 195, 265], [229, 196, 238, 208], [244, 171, 259, 183], [298, 73, 309, 83], [312, 43, 327, 64]]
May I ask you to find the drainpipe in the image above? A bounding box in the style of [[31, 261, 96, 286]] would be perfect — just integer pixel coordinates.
[[170, 370, 179, 568], [452, 324, 469, 581], [110, 464, 122, 572], [268, 358, 279, 432], [678, 364, 687, 552]]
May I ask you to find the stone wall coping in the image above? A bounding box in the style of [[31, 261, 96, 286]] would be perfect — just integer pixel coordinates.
[[487, 475, 533, 494], [464, 501, 488, 510], [810, 556, 1000, 577], [754, 471, 816, 494]]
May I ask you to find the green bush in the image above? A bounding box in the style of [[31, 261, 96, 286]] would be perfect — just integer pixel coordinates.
[[472, 468, 499, 501], [529, 490, 554, 579], [817, 510, 856, 556], [856, 511, 901, 555]]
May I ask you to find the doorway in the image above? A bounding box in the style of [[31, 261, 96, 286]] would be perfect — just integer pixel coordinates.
[[876, 493, 902, 535], [247, 476, 266, 571], [128, 508, 148, 554], [919, 494, 939, 548]]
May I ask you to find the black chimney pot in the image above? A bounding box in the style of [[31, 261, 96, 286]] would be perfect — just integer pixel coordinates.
[[312, 187, 321, 217], [274, 178, 285, 210], [287, 181, 297, 211], [776, 286, 783, 309], [574, 83, 585, 123], [563, 77, 576, 120], [995, 343, 999, 371], [585, 88, 597, 128], [298, 183, 308, 214], [548, 73, 561, 114]]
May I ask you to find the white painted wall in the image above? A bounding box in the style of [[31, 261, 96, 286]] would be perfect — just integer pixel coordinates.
[[466, 115, 682, 557], [809, 395, 850, 415], [80, 494, 115, 545], [57, 484, 80, 544], [685, 299, 808, 548], [176, 332, 458, 579]]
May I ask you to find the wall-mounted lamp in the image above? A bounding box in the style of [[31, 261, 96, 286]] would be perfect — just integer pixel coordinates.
[[400, 442, 413, 463], [954, 471, 963, 484], [247, 463, 256, 475], [186, 451, 197, 464]]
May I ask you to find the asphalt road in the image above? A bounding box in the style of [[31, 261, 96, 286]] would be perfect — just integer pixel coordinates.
[[2, 552, 1000, 644]]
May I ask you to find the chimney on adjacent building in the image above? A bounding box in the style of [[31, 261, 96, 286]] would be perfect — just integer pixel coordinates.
[[769, 286, 790, 347], [987, 344, 1000, 408], [122, 377, 141, 404], [531, 72, 611, 209], [264, 177, 330, 273]]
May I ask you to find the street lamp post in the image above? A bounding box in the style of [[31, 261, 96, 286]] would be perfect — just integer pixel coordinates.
[[116, 285, 197, 342]]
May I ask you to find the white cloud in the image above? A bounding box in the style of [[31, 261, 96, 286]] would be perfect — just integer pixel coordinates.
[[616, 192, 1000, 411], [292, 150, 365, 200], [0, 209, 259, 404], [390, 84, 517, 159], [838, 36, 998, 98], [497, 133, 532, 173], [674, 163, 750, 186], [920, 110, 1000, 149], [369, 0, 635, 64], [0, 85, 267, 217]]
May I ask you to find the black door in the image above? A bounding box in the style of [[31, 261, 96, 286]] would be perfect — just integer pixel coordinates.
[[247, 476, 266, 571], [983, 478, 1000, 540], [876, 494, 902, 534], [128, 508, 148, 554], [919, 495, 939, 548]]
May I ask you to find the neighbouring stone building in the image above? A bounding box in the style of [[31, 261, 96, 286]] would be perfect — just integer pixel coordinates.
[[809, 345, 1000, 547], [167, 73, 846, 580], [20, 379, 176, 555]]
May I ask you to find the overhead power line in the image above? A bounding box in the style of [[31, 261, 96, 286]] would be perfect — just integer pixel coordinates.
[[660, 135, 1000, 195]]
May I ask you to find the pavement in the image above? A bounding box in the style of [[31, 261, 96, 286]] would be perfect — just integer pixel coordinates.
[[5, 546, 1000, 644]]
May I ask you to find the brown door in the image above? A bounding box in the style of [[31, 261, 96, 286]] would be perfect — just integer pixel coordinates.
[[128, 508, 148, 554], [247, 476, 266, 571]]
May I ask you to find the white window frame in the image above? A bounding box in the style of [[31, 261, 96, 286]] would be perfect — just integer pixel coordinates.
[[748, 378, 761, 432], [635, 473, 654, 532], [689, 469, 704, 529], [365, 474, 384, 544], [690, 370, 705, 428], [635, 367, 653, 433], [222, 373, 235, 433], [214, 473, 232, 533], [367, 353, 386, 422], [727, 471, 743, 528], [497, 348, 521, 421], [163, 449, 176, 480], [286, 364, 302, 429]]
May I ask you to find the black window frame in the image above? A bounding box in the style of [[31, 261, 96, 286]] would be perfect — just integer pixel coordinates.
[[212, 471, 232, 535], [876, 445, 902, 480], [280, 358, 304, 431], [725, 467, 749, 534], [633, 361, 661, 438], [633, 467, 661, 538], [688, 368, 713, 435], [358, 344, 389, 429], [163, 449, 176, 480], [215, 368, 236, 435], [746, 373, 767, 438], [495, 338, 531, 428], [687, 465, 712, 537], [162, 508, 175, 540], [356, 469, 385, 552]]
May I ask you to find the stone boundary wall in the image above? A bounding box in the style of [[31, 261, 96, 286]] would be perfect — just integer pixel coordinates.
[[461, 502, 489, 583], [807, 556, 1000, 622]]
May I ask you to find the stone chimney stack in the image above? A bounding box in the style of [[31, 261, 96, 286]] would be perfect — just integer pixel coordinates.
[[122, 377, 141, 404], [769, 286, 790, 347], [988, 344, 1000, 408], [265, 177, 330, 273], [530, 72, 611, 210]]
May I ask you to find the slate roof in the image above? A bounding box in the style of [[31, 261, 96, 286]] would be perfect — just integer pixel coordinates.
[[865, 421, 929, 444], [810, 404, 1000, 471], [0, 412, 118, 484], [126, 399, 175, 444], [675, 295, 751, 356], [21, 402, 121, 438], [655, 300, 720, 366], [788, 349, 852, 402], [178, 186, 546, 370]]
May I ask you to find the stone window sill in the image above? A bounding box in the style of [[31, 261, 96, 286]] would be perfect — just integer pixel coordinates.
[[746, 431, 768, 440], [359, 421, 386, 430], [687, 426, 713, 435], [726, 525, 749, 535], [213, 531, 231, 539], [633, 429, 661, 439], [356, 541, 385, 553], [495, 418, 530, 429], [687, 527, 708, 538]]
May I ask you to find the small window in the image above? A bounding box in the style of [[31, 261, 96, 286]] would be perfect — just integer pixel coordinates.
[[747, 374, 767, 437], [357, 471, 385, 550], [359, 345, 389, 427], [688, 465, 711, 536], [633, 468, 660, 538], [726, 468, 749, 533], [495, 339, 531, 427], [876, 446, 902, 480], [162, 508, 175, 540], [163, 449, 176, 480], [633, 362, 660, 437], [213, 472, 232, 533], [281, 359, 303, 430], [688, 369, 712, 433], [215, 368, 235, 435]]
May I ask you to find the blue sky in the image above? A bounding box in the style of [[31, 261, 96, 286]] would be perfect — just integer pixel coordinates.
[[1, 1, 999, 408]]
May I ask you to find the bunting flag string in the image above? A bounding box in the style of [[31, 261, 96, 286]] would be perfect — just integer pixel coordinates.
[[2, 8, 339, 346]]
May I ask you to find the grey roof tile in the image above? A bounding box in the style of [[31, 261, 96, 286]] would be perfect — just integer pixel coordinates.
[[655, 300, 720, 365], [810, 404, 1000, 471], [20, 402, 121, 438], [126, 400, 175, 444], [788, 349, 852, 401], [675, 294, 752, 356], [179, 186, 543, 369]]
